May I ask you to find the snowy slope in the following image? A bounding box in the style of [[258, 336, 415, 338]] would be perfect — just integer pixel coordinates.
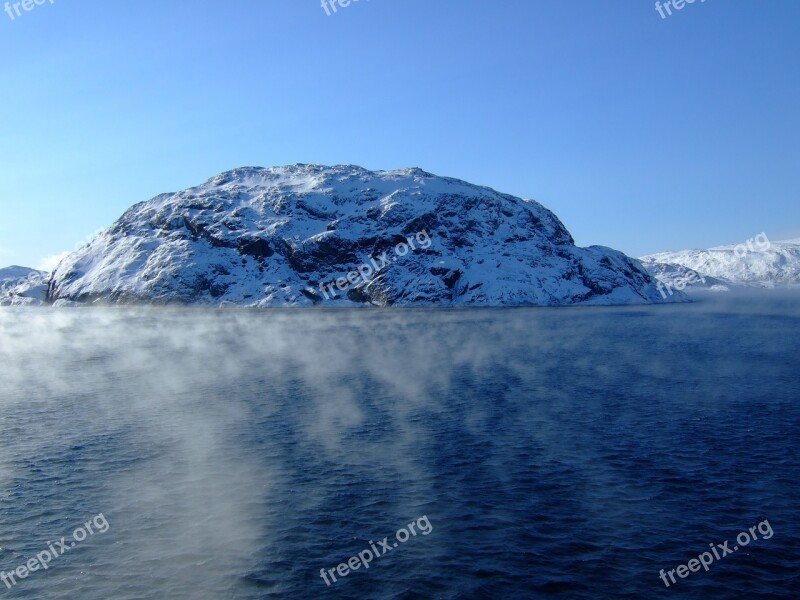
[[0, 266, 40, 284], [48, 165, 682, 307], [641, 238, 800, 290], [0, 267, 49, 306]]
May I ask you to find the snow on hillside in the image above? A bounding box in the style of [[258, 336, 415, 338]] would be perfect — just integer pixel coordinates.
[[0, 266, 40, 284], [640, 237, 800, 294], [0, 267, 49, 306], [45, 164, 683, 307]]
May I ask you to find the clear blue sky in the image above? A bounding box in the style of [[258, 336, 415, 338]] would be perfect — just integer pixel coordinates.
[[1, 0, 798, 270]]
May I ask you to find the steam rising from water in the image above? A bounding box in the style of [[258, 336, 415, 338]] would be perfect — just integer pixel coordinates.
[[0, 292, 798, 598]]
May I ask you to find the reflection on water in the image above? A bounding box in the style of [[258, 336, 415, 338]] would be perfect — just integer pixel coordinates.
[[0, 293, 799, 598]]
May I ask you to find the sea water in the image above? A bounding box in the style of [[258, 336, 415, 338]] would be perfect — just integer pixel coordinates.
[[0, 292, 798, 598]]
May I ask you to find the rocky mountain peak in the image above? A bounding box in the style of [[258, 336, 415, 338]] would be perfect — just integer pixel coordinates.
[[46, 165, 679, 307]]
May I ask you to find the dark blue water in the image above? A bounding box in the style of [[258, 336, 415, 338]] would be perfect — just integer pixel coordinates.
[[0, 292, 798, 599]]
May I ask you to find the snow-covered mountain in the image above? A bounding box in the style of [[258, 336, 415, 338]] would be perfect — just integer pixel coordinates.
[[637, 260, 730, 295], [640, 237, 800, 293], [0, 267, 49, 306], [0, 265, 40, 284], [47, 165, 681, 307]]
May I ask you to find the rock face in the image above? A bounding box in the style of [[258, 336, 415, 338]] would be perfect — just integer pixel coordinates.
[[641, 236, 800, 294], [0, 267, 49, 306], [49, 165, 679, 307]]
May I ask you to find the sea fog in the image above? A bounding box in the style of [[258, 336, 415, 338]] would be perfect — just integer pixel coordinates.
[[0, 292, 798, 598]]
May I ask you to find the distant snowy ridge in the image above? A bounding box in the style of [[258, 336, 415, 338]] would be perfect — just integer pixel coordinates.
[[0, 265, 40, 284], [640, 237, 800, 293], [37, 164, 682, 307], [0, 267, 49, 306]]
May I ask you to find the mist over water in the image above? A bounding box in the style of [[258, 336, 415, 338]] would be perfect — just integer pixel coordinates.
[[0, 293, 798, 598]]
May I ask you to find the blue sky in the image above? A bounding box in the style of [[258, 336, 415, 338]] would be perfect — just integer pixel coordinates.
[[0, 0, 798, 270]]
